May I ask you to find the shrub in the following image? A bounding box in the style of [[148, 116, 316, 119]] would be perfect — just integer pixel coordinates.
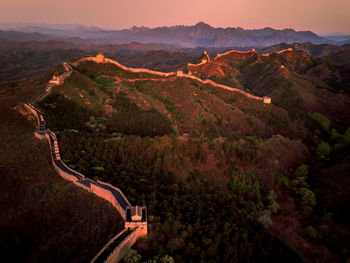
[[93, 76, 116, 87], [123, 249, 142, 263], [267, 190, 279, 214], [257, 210, 272, 229], [308, 112, 330, 132], [316, 142, 331, 159]]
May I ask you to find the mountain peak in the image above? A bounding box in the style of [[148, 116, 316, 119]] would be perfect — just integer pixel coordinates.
[[193, 22, 213, 29]]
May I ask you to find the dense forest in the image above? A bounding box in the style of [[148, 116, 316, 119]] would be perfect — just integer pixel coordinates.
[[39, 95, 305, 262], [1, 41, 348, 263], [35, 55, 350, 262]]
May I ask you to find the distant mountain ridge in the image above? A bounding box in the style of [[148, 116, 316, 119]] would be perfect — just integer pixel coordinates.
[[0, 22, 336, 47]]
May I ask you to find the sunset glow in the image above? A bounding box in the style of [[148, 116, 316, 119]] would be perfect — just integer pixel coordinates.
[[1, 0, 349, 34]]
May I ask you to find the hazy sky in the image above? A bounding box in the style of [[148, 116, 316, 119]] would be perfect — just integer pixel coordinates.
[[1, 0, 349, 34]]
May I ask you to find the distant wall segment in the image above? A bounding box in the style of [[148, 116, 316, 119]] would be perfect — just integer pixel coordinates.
[[73, 54, 175, 77], [75, 53, 271, 104]]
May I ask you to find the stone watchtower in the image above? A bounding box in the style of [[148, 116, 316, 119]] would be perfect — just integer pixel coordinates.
[[96, 53, 105, 63], [263, 96, 272, 104], [201, 50, 211, 63], [49, 75, 64, 85], [125, 206, 147, 237]]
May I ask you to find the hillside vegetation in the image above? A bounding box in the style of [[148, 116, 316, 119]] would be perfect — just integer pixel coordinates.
[[0, 86, 124, 262], [189, 50, 350, 129], [32, 50, 350, 262], [1, 49, 349, 262]]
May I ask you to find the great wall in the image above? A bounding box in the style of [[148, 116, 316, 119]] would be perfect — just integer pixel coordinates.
[[72, 53, 174, 77], [21, 50, 276, 262], [74, 53, 272, 104], [213, 47, 293, 58], [23, 64, 147, 263]]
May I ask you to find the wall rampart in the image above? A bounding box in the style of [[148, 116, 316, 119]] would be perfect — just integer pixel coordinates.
[[23, 103, 41, 127], [91, 228, 140, 263], [52, 162, 80, 182], [91, 183, 126, 219], [74, 56, 176, 77], [277, 48, 293, 54], [92, 228, 140, 263], [22, 64, 145, 263], [188, 60, 207, 67], [109, 228, 139, 263], [74, 54, 271, 104], [73, 181, 91, 192], [178, 73, 268, 102], [96, 180, 131, 207], [215, 49, 256, 59], [34, 131, 46, 140]]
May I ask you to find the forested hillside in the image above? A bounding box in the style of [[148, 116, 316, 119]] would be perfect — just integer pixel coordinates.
[[26, 51, 350, 262]]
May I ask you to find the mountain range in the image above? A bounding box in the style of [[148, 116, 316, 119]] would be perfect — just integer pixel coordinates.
[[1, 22, 347, 47], [1, 38, 350, 88]]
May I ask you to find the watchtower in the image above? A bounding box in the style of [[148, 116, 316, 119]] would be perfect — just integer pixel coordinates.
[[96, 53, 105, 63], [125, 206, 147, 237], [49, 75, 64, 85], [263, 96, 272, 104]]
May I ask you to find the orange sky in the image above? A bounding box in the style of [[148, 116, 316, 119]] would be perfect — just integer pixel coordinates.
[[1, 0, 350, 34]]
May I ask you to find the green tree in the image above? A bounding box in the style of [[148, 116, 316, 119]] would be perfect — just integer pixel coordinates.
[[160, 255, 175, 263], [308, 112, 330, 132], [316, 142, 331, 159], [123, 249, 142, 263]]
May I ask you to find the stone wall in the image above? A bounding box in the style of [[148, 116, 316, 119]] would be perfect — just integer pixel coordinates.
[[215, 48, 292, 58], [73, 55, 176, 77], [215, 49, 256, 59], [109, 228, 140, 263], [97, 180, 132, 207], [177, 73, 270, 103], [277, 48, 293, 54], [73, 54, 271, 104], [23, 103, 41, 127], [22, 62, 147, 261], [90, 183, 127, 219], [187, 60, 207, 67], [25, 102, 141, 261], [91, 228, 140, 263]]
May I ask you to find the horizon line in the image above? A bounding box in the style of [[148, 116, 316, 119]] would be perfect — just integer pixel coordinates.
[[0, 21, 348, 36]]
